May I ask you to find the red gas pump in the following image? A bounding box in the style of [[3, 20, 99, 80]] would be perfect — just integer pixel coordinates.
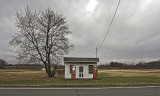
[[93, 65, 98, 79], [71, 65, 76, 79]]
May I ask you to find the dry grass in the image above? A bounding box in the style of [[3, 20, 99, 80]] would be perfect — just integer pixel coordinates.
[[1, 69, 160, 81], [0, 69, 160, 86], [99, 69, 160, 77], [0, 69, 62, 81]]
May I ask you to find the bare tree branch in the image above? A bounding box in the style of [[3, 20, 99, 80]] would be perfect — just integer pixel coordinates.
[[10, 6, 73, 77]]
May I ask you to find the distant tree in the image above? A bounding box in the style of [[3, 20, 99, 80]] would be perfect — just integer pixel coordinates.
[[110, 62, 126, 67], [10, 6, 73, 77], [0, 59, 7, 69]]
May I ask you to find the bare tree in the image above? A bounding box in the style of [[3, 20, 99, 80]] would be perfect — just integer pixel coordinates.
[[10, 6, 73, 77], [0, 59, 7, 69]]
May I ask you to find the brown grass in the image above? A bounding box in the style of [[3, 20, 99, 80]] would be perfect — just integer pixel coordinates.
[[0, 69, 62, 81], [1, 69, 160, 81], [99, 69, 160, 77], [0, 69, 160, 86]]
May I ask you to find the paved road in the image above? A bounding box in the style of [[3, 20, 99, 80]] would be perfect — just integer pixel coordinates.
[[0, 86, 160, 96]]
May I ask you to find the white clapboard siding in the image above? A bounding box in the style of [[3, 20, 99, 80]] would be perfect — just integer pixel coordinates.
[[65, 63, 71, 79], [65, 63, 96, 79]]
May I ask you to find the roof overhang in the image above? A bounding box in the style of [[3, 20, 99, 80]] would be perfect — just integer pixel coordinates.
[[64, 57, 99, 63]]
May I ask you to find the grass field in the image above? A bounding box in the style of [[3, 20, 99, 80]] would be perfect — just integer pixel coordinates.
[[0, 69, 160, 86]]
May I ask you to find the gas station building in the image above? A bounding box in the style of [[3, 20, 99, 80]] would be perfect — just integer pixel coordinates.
[[64, 57, 99, 79]]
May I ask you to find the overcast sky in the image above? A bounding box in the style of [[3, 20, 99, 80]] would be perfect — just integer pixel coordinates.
[[0, 0, 160, 64]]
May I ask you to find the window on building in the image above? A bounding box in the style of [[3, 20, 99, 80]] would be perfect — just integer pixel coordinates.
[[79, 73, 83, 77], [79, 66, 83, 77], [79, 66, 83, 72], [89, 65, 93, 74], [70, 65, 73, 74]]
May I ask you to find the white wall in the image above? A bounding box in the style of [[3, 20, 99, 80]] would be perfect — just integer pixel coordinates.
[[65, 63, 71, 79], [65, 63, 97, 79]]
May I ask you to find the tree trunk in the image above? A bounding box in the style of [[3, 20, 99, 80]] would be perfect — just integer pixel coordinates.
[[45, 64, 56, 78], [45, 67, 53, 77], [52, 64, 57, 77]]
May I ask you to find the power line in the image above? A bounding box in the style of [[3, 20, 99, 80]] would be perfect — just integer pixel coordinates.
[[98, 0, 121, 49]]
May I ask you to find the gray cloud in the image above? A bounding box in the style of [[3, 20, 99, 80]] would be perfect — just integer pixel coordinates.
[[0, 0, 160, 64]]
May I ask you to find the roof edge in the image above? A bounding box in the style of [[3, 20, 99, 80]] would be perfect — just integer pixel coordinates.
[[64, 57, 99, 62]]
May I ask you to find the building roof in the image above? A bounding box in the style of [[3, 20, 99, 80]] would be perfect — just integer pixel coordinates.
[[64, 57, 99, 63]]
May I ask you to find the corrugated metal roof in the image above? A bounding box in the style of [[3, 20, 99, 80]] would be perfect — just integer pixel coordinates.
[[64, 57, 99, 63]]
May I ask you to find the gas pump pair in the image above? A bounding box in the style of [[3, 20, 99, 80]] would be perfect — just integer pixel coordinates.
[[71, 65, 98, 79]]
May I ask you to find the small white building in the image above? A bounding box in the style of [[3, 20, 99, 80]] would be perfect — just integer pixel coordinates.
[[64, 57, 99, 79]]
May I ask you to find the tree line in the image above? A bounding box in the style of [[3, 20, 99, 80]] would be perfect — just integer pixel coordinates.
[[0, 59, 65, 70], [99, 60, 160, 69], [1, 58, 160, 69]]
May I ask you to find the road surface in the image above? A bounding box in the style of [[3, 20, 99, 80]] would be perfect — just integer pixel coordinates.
[[0, 86, 160, 96]]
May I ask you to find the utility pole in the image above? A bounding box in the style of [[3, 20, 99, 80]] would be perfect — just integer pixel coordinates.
[[96, 47, 97, 58]]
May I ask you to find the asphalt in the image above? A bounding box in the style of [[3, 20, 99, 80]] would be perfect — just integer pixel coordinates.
[[0, 86, 160, 96]]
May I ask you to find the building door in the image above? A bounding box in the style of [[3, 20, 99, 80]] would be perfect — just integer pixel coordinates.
[[79, 66, 83, 78]]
